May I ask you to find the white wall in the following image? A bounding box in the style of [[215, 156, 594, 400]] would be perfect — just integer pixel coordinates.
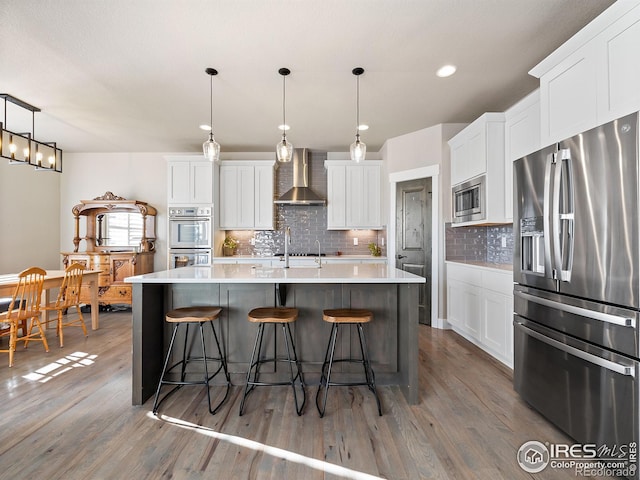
[[61, 152, 168, 271], [0, 160, 60, 273], [382, 123, 466, 325]]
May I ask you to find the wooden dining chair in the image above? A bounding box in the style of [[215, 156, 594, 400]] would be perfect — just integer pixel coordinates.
[[0, 267, 49, 367], [42, 263, 87, 348]]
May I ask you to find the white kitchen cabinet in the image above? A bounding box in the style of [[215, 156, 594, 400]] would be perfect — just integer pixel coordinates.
[[166, 156, 214, 205], [449, 113, 504, 187], [595, 2, 640, 124], [448, 113, 507, 226], [219, 161, 275, 230], [325, 160, 383, 230], [531, 1, 640, 145], [539, 43, 598, 146], [447, 277, 482, 338], [446, 262, 514, 367], [504, 90, 541, 220]]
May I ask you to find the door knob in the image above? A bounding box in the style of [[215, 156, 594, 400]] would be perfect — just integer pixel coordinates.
[[397, 254, 407, 259]]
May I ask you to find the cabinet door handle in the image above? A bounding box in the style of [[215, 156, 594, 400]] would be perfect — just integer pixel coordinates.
[[397, 254, 407, 259]]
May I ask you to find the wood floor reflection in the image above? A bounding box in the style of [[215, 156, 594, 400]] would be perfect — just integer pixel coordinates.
[[0, 311, 588, 479]]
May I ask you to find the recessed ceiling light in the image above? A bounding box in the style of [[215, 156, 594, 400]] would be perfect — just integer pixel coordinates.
[[278, 124, 291, 131], [358, 124, 369, 131], [436, 65, 457, 78], [199, 124, 211, 131]]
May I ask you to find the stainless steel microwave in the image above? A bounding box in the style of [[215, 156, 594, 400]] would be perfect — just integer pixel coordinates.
[[452, 175, 486, 224]]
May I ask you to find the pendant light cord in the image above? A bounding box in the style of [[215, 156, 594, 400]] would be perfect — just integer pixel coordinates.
[[356, 74, 360, 138], [282, 74, 286, 140], [209, 74, 214, 135]]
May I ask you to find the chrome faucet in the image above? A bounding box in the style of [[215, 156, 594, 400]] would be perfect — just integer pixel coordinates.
[[315, 239, 322, 268], [284, 226, 291, 268]]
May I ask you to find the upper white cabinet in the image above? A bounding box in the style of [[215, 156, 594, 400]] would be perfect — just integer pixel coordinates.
[[325, 160, 383, 230], [531, 1, 640, 145], [448, 113, 508, 226], [219, 160, 275, 230], [595, 3, 640, 123], [504, 90, 541, 220], [538, 43, 598, 146], [449, 113, 505, 187], [166, 156, 214, 205]]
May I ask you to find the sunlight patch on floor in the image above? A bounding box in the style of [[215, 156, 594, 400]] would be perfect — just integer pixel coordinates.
[[147, 412, 383, 479], [22, 351, 97, 383]]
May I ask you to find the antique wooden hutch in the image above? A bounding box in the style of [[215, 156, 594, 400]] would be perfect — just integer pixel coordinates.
[[61, 192, 157, 307]]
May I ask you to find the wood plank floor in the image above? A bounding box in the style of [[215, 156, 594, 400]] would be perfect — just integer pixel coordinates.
[[0, 311, 597, 479]]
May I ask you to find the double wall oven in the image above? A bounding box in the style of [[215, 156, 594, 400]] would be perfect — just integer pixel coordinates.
[[168, 206, 212, 268]]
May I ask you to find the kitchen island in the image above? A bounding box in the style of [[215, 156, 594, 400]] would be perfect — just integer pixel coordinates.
[[125, 263, 425, 406]]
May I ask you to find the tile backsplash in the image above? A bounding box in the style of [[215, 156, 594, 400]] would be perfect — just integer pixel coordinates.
[[226, 150, 385, 257], [445, 223, 513, 265]]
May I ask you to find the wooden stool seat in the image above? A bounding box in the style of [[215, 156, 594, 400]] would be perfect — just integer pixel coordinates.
[[248, 307, 298, 323], [166, 306, 222, 323], [322, 309, 372, 323]]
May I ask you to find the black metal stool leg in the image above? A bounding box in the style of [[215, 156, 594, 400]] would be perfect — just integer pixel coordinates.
[[283, 322, 306, 415], [208, 320, 231, 413], [198, 322, 214, 414], [180, 323, 189, 381], [240, 323, 264, 416], [316, 323, 339, 418], [152, 323, 180, 415], [357, 323, 382, 416]]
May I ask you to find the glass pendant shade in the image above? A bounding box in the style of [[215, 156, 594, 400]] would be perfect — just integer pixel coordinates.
[[350, 134, 366, 163], [203, 132, 220, 163], [276, 135, 293, 163]]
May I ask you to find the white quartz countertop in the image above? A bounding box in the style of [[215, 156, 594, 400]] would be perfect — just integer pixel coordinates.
[[125, 263, 425, 284]]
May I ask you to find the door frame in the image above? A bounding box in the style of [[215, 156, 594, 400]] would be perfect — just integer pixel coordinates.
[[389, 165, 442, 329]]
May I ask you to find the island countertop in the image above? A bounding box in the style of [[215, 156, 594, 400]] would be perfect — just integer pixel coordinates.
[[125, 263, 425, 284]]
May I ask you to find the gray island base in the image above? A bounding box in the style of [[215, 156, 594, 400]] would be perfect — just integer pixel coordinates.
[[126, 263, 425, 407]]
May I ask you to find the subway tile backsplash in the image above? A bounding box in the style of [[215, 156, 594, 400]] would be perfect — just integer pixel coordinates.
[[445, 223, 513, 265], [226, 150, 385, 257]]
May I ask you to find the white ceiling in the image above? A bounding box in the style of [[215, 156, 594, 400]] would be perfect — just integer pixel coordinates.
[[0, 0, 615, 154]]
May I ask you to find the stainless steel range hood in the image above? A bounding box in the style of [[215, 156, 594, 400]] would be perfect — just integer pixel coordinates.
[[274, 148, 326, 205]]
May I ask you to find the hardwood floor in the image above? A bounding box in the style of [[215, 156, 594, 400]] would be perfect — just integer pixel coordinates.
[[0, 311, 592, 479]]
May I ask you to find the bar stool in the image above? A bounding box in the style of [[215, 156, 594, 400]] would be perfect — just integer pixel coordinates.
[[239, 307, 306, 416], [152, 306, 230, 415], [316, 308, 382, 417]]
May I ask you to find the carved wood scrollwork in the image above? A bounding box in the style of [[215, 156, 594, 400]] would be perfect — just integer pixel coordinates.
[[94, 191, 126, 201]]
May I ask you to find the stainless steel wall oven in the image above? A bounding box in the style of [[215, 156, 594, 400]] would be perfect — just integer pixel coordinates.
[[168, 206, 212, 249]]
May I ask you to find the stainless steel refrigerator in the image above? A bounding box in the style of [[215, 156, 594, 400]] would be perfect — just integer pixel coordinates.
[[513, 112, 639, 455]]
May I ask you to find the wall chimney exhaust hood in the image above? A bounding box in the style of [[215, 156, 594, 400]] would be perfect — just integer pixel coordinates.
[[274, 148, 326, 205]]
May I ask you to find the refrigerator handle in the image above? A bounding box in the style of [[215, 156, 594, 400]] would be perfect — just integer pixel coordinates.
[[515, 321, 636, 377], [552, 152, 562, 280], [559, 148, 575, 282], [515, 290, 636, 328], [543, 152, 554, 278]]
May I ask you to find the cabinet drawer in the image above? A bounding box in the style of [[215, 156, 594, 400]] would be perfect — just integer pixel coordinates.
[[482, 270, 513, 294], [447, 263, 482, 286]]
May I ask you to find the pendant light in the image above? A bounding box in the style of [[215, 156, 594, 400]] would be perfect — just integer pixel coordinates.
[[350, 67, 366, 163], [276, 67, 293, 163], [202, 67, 221, 163]]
